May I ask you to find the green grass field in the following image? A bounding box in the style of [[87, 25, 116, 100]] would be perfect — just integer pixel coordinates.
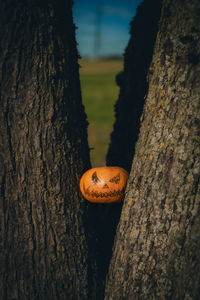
[[79, 59, 123, 167]]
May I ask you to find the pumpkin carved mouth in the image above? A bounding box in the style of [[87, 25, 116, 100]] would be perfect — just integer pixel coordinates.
[[83, 182, 125, 199], [80, 167, 129, 203]]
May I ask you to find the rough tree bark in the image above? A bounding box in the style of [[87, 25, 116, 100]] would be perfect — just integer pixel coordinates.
[[0, 1, 96, 299], [105, 0, 200, 299]]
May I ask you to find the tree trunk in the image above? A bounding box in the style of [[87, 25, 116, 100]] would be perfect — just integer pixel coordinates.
[[105, 0, 200, 299], [0, 1, 96, 299]]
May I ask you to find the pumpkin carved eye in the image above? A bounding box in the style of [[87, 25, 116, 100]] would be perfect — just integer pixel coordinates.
[[109, 173, 120, 184], [80, 166, 129, 203], [91, 171, 100, 184]]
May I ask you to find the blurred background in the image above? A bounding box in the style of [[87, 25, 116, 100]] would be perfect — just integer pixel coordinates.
[[73, 0, 143, 166]]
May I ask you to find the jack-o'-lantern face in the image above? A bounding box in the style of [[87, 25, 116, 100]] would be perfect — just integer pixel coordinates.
[[79, 166, 129, 203]]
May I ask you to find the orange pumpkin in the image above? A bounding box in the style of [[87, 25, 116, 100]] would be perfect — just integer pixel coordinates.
[[79, 166, 129, 203]]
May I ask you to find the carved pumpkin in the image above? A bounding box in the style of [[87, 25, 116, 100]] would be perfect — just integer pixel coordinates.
[[79, 166, 129, 203]]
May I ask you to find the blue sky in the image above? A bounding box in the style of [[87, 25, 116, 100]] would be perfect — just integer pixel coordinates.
[[73, 0, 143, 58]]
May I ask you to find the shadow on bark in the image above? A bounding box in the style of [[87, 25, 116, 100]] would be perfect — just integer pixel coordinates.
[[85, 1, 163, 298], [106, 0, 163, 173], [85, 202, 123, 300]]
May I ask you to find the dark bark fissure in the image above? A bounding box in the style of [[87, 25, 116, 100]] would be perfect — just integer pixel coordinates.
[[86, 2, 163, 298], [106, 0, 163, 173]]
